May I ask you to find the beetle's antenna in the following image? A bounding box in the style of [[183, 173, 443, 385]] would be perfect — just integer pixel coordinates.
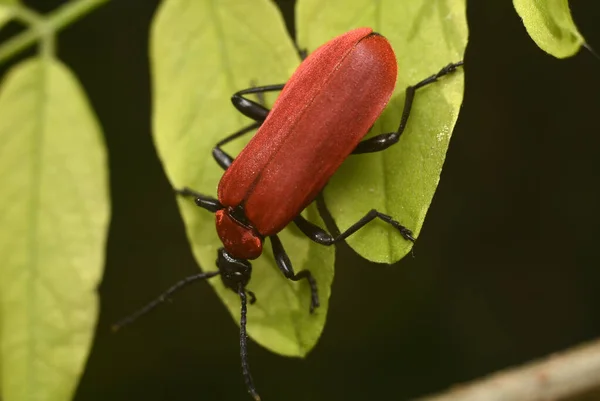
[[112, 271, 220, 332], [238, 285, 261, 401]]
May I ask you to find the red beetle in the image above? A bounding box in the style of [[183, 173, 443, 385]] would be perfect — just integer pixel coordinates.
[[116, 27, 462, 400]]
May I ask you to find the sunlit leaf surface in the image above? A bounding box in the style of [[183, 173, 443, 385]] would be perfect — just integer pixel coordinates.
[[0, 58, 109, 401], [151, 0, 334, 357], [513, 0, 584, 58]]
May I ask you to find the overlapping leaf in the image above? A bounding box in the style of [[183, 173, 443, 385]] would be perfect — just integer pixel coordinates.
[[151, 0, 334, 357], [297, 0, 467, 262]]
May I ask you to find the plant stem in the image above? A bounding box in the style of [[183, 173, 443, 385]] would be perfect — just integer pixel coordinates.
[[47, 0, 110, 32], [415, 337, 600, 401], [0, 0, 109, 65], [0, 29, 38, 64], [11, 5, 43, 26]]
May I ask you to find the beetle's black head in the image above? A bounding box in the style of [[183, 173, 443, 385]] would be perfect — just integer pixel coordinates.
[[216, 247, 252, 292]]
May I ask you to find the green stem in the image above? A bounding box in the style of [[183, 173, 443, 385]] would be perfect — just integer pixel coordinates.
[[0, 0, 109, 65], [0, 29, 39, 63], [12, 6, 55, 59], [40, 27, 56, 60], [47, 0, 110, 32], [11, 5, 44, 26]]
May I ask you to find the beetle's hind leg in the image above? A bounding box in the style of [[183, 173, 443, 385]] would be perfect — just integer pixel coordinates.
[[269, 234, 319, 313], [294, 209, 415, 245], [308, 63, 464, 246], [352, 61, 463, 154]]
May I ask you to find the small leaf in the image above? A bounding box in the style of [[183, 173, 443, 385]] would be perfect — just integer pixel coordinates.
[[151, 0, 334, 357], [0, 58, 109, 400], [513, 0, 584, 58], [296, 0, 467, 263]]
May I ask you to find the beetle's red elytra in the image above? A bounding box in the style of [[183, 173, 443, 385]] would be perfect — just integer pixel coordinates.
[[115, 27, 463, 401], [218, 28, 397, 244]]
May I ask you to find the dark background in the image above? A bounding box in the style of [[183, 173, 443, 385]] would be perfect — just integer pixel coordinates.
[[6, 0, 600, 400]]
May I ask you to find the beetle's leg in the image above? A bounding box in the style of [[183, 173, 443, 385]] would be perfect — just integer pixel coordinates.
[[296, 46, 308, 61], [269, 235, 319, 313], [237, 284, 261, 401], [231, 84, 285, 121], [353, 61, 463, 154], [212, 84, 286, 170], [247, 290, 257, 305], [174, 187, 223, 213], [250, 80, 267, 109], [212, 122, 262, 170], [294, 210, 415, 244]]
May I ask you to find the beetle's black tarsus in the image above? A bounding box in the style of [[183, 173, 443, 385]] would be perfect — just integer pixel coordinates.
[[353, 61, 464, 154], [111, 271, 220, 332], [294, 209, 415, 245], [238, 285, 261, 401], [270, 235, 319, 313], [175, 187, 223, 213]]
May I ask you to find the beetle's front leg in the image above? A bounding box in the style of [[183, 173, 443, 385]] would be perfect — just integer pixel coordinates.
[[175, 187, 223, 213], [212, 84, 286, 170], [212, 122, 262, 170], [231, 84, 284, 122], [269, 234, 319, 313]]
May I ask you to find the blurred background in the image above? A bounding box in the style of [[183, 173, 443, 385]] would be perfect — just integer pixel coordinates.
[[3, 0, 600, 400]]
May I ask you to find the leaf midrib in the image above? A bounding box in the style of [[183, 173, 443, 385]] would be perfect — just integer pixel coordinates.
[[25, 58, 49, 399]]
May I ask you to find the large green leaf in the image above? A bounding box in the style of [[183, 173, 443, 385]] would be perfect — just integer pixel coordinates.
[[0, 59, 109, 401], [151, 0, 334, 357], [513, 0, 584, 58], [296, 0, 467, 263]]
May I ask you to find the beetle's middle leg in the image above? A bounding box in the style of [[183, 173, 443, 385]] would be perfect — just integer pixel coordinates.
[[352, 61, 463, 154]]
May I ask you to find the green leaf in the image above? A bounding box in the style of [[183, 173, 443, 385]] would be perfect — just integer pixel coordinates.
[[513, 0, 584, 58], [0, 0, 18, 28], [0, 58, 109, 401], [296, 0, 467, 263], [151, 0, 334, 357]]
